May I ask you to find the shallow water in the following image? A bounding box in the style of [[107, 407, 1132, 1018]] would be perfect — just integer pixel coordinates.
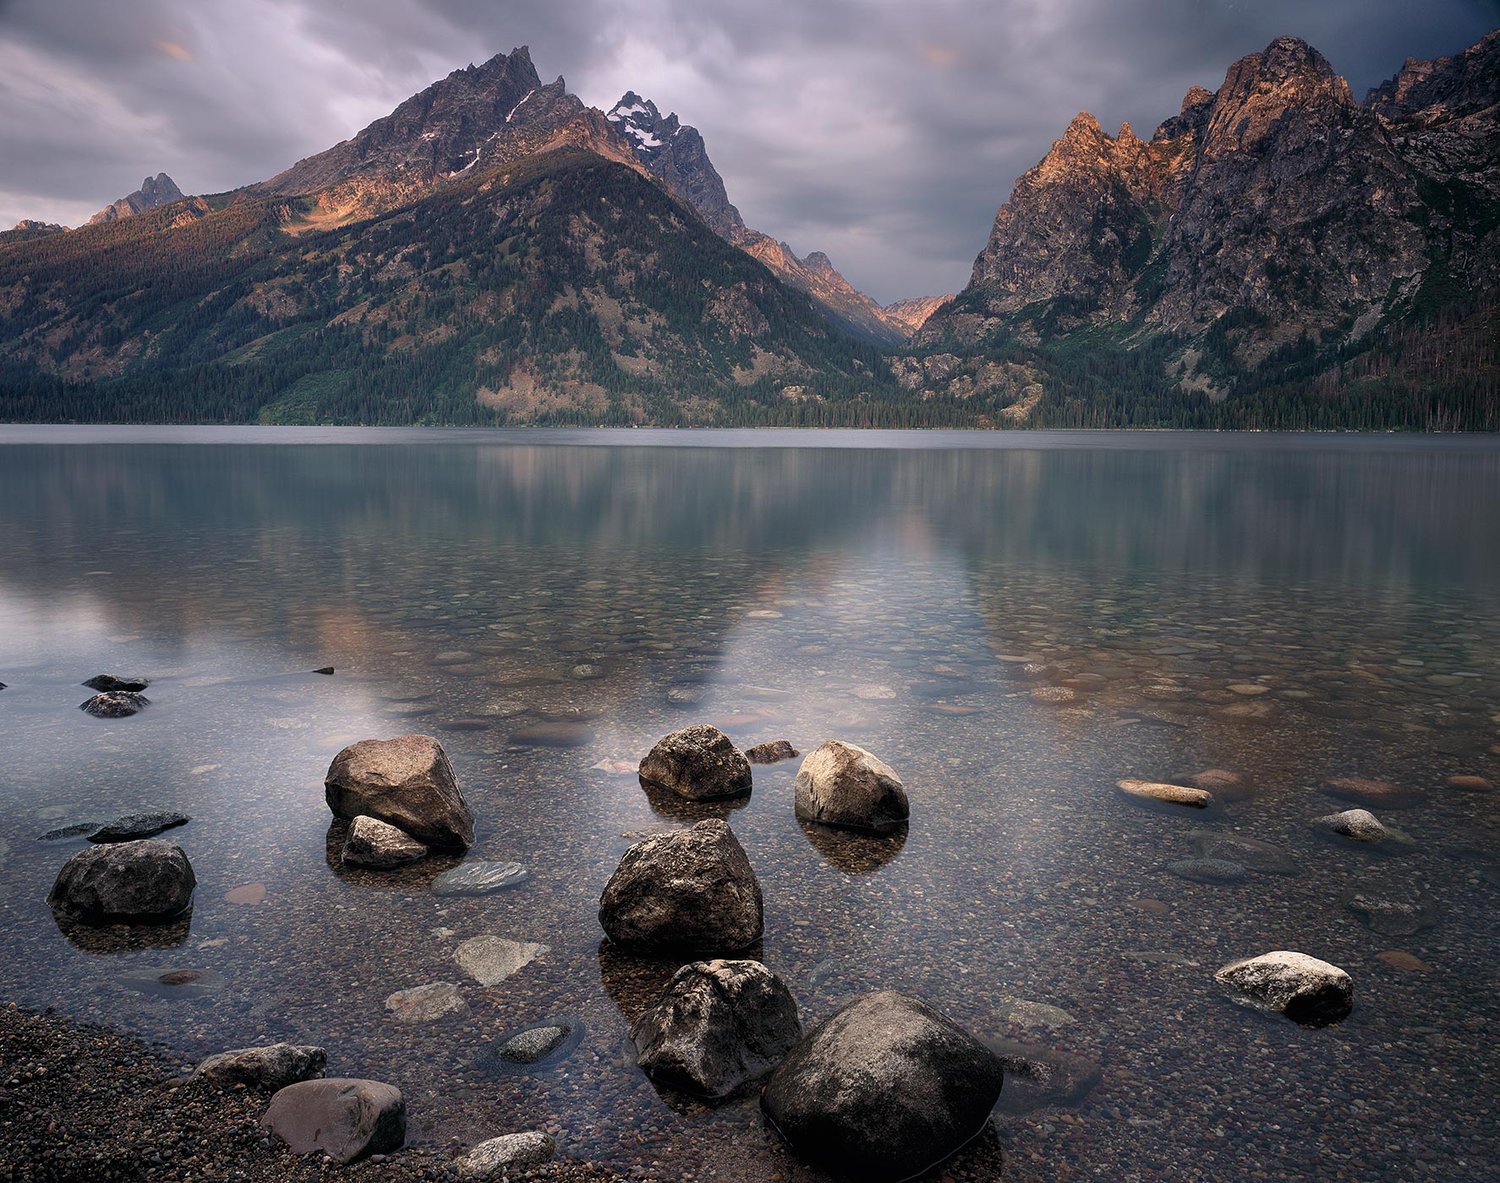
[[1, 428, 1497, 1182]]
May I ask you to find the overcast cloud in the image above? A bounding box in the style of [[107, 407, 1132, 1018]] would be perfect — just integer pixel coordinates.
[[1, 0, 1494, 301]]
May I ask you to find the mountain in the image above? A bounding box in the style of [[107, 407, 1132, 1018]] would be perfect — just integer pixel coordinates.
[[915, 33, 1498, 428], [606, 93, 909, 344], [0, 220, 68, 245], [884, 296, 954, 332], [87, 173, 184, 224], [0, 48, 899, 426]]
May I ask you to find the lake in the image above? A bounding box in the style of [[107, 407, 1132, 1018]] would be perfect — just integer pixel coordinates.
[[0, 427, 1497, 1182]]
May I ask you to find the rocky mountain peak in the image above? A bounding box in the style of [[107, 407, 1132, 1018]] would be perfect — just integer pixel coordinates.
[[801, 250, 836, 278], [87, 172, 184, 225], [1366, 29, 1499, 121], [605, 91, 743, 238]]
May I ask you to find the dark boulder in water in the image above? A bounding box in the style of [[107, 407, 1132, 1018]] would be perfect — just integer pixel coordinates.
[[638, 725, 752, 801], [83, 674, 150, 692], [746, 739, 799, 765], [88, 812, 191, 843], [48, 839, 196, 922], [80, 691, 149, 718]]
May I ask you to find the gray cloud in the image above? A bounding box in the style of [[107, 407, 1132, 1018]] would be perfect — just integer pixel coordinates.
[[1, 0, 1495, 300]]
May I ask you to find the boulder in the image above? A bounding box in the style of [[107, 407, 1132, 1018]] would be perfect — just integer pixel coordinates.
[[1214, 951, 1353, 1026], [746, 739, 799, 765], [192, 1043, 326, 1090], [48, 840, 195, 921], [794, 740, 909, 833], [1311, 808, 1413, 847], [83, 674, 150, 692], [455, 1132, 556, 1179], [260, 1078, 406, 1163], [79, 691, 149, 718], [631, 959, 802, 1098], [598, 820, 763, 953], [88, 811, 190, 843], [324, 734, 474, 850], [638, 725, 752, 801], [761, 990, 1002, 1181], [341, 816, 429, 869], [1117, 778, 1212, 807]]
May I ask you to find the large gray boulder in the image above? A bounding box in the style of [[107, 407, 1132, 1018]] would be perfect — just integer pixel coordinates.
[[192, 1043, 326, 1090], [341, 816, 429, 869], [638, 725, 753, 801], [324, 734, 474, 850], [260, 1078, 406, 1163], [598, 820, 763, 953], [794, 740, 910, 833], [761, 990, 1003, 1181], [631, 959, 802, 1098], [1215, 951, 1353, 1026], [47, 840, 195, 921]]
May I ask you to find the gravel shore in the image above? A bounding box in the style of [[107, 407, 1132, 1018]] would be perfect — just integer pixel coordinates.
[[0, 1004, 633, 1183]]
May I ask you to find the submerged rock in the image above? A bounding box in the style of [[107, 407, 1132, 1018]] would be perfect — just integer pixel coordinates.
[[432, 860, 528, 895], [1167, 857, 1247, 883], [39, 822, 106, 842], [48, 840, 195, 921], [1322, 776, 1417, 810], [261, 1078, 406, 1163], [454, 936, 548, 986], [83, 674, 150, 692], [746, 739, 799, 765], [1117, 778, 1212, 807], [192, 1043, 326, 1090], [80, 691, 150, 718], [638, 725, 752, 801], [762, 990, 1003, 1182], [1311, 808, 1413, 848], [87, 811, 190, 843], [1181, 769, 1253, 801], [599, 819, 763, 954], [341, 816, 429, 869], [324, 734, 474, 850], [478, 1019, 585, 1074], [794, 740, 910, 833], [455, 1132, 556, 1178], [1344, 884, 1439, 936], [1187, 829, 1297, 875], [988, 1039, 1102, 1113], [631, 959, 803, 1099], [384, 981, 468, 1023], [1215, 951, 1353, 1026]]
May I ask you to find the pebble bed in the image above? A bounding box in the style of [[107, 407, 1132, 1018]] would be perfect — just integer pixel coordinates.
[[0, 434, 1497, 1182]]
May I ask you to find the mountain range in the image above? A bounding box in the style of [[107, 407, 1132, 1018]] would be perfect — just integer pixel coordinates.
[[0, 32, 1494, 428]]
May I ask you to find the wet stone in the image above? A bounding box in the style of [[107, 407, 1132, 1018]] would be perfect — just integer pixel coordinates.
[[49, 840, 195, 922], [746, 739, 799, 765], [80, 691, 150, 718], [1215, 951, 1353, 1026], [83, 674, 150, 692], [385, 981, 468, 1023], [87, 811, 190, 843], [341, 816, 429, 869], [261, 1078, 406, 1164], [1117, 778, 1213, 808], [432, 861, 528, 896], [1311, 809, 1414, 848], [1167, 858, 1247, 883], [192, 1043, 327, 1089], [454, 936, 548, 986], [38, 822, 105, 842], [638, 724, 752, 802], [455, 1132, 556, 1179], [988, 1039, 1102, 1113], [1187, 830, 1298, 875], [477, 1018, 586, 1076]]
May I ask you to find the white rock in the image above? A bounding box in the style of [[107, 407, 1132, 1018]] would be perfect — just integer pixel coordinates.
[[1214, 951, 1353, 1025]]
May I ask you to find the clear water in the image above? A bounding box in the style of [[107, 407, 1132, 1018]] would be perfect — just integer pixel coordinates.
[[0, 428, 1496, 1182]]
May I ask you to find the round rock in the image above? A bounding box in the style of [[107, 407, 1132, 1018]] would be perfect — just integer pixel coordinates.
[[341, 816, 429, 869], [324, 734, 474, 850], [48, 840, 195, 922], [260, 1078, 406, 1163], [631, 959, 803, 1099], [794, 740, 909, 834], [1215, 951, 1353, 1026], [1311, 808, 1413, 847], [79, 691, 149, 718], [598, 819, 763, 954], [761, 990, 1003, 1181], [638, 725, 752, 801]]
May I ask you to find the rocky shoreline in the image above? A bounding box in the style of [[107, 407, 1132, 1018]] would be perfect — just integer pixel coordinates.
[[0, 1004, 632, 1183]]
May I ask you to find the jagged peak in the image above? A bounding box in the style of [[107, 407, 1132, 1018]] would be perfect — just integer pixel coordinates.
[[802, 250, 837, 277], [1118, 121, 1137, 143], [1182, 85, 1214, 112]]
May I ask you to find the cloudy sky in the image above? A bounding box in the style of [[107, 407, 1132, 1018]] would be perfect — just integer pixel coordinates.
[[1, 0, 1494, 301]]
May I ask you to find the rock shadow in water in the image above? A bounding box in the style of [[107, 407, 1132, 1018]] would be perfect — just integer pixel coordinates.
[[638, 777, 750, 823], [51, 909, 193, 955], [797, 818, 907, 874]]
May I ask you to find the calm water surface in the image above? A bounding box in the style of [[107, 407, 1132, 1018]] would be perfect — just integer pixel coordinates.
[[0, 428, 1497, 1182]]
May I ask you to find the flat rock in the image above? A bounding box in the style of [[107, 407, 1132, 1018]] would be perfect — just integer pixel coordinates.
[[1167, 857, 1248, 883], [746, 739, 799, 765], [507, 721, 594, 748], [83, 674, 150, 692], [1117, 778, 1212, 807], [1180, 769, 1252, 800], [192, 1043, 326, 1089], [988, 1039, 1102, 1113], [761, 990, 1003, 1182], [455, 1132, 556, 1179], [87, 811, 191, 843], [478, 1019, 585, 1075], [632, 959, 803, 1099], [1344, 884, 1439, 936], [1322, 776, 1417, 810], [432, 860, 528, 895], [599, 819, 763, 954], [79, 691, 149, 718], [384, 981, 468, 1023], [794, 740, 909, 834], [454, 936, 548, 986], [1187, 829, 1297, 875], [341, 816, 429, 869], [1311, 808, 1413, 847], [39, 822, 105, 842], [260, 1078, 406, 1163], [1375, 950, 1433, 972], [638, 725, 752, 801], [1215, 951, 1353, 1026], [995, 998, 1075, 1033], [48, 840, 195, 921], [324, 734, 474, 850], [1444, 774, 1493, 791]]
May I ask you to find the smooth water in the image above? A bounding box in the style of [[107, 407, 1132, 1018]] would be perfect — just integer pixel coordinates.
[[0, 428, 1497, 1182]]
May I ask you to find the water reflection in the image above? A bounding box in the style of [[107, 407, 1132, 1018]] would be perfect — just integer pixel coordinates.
[[796, 819, 908, 874]]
